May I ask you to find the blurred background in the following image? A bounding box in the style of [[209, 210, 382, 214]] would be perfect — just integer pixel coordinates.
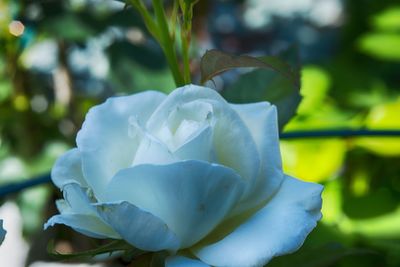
[[0, 0, 399, 266]]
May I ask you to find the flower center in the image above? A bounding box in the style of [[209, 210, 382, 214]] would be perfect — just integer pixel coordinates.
[[156, 100, 214, 151]]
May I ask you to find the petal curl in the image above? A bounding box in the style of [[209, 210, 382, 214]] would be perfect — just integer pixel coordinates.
[[132, 132, 176, 166], [146, 85, 222, 131], [166, 256, 210, 267], [193, 175, 323, 267], [45, 183, 120, 239], [94, 201, 180, 252], [51, 148, 87, 189], [44, 214, 119, 239], [76, 91, 166, 199], [146, 85, 260, 185], [231, 103, 284, 214], [173, 126, 214, 162], [104, 160, 245, 248], [61, 183, 96, 215], [165, 99, 214, 149]]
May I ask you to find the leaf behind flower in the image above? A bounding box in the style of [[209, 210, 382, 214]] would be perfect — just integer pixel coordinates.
[[200, 48, 301, 130], [200, 49, 300, 88]]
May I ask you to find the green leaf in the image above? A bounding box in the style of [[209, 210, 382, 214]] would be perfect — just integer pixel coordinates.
[[107, 40, 166, 70], [200, 49, 300, 88], [179, 0, 200, 22], [281, 138, 346, 183], [347, 206, 400, 239], [201, 49, 301, 128], [358, 33, 400, 61], [221, 68, 301, 129], [372, 7, 400, 31], [343, 188, 398, 220], [42, 14, 94, 41], [47, 239, 143, 261], [356, 99, 400, 156], [268, 244, 375, 267], [297, 66, 331, 115]]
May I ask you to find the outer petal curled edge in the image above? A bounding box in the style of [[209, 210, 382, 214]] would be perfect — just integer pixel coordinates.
[[94, 201, 180, 252], [193, 175, 323, 267]]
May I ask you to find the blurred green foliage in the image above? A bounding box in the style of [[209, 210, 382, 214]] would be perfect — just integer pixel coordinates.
[[0, 0, 399, 266], [359, 6, 400, 61]]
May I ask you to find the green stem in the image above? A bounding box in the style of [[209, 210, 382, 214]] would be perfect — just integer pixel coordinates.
[[170, 0, 179, 42], [181, 27, 191, 84], [178, 0, 197, 84], [152, 0, 185, 86], [129, 0, 160, 41]]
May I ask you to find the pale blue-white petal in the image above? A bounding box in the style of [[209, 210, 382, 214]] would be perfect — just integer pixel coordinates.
[[44, 214, 119, 239], [150, 98, 215, 162], [51, 148, 87, 189], [146, 85, 260, 185], [166, 256, 210, 267], [0, 220, 6, 245], [55, 199, 71, 213], [209, 99, 260, 187], [193, 175, 323, 267], [94, 201, 180, 252], [132, 132, 176, 166], [165, 99, 213, 143], [146, 85, 223, 132], [231, 103, 284, 214], [51, 151, 112, 235], [173, 126, 214, 162], [47, 183, 120, 239], [104, 160, 245, 248], [76, 91, 166, 199], [61, 183, 96, 215]]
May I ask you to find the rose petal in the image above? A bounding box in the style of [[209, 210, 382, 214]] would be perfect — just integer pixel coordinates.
[[192, 175, 323, 267], [45, 183, 120, 239], [132, 132, 176, 166], [231, 103, 284, 214], [76, 91, 166, 199], [166, 256, 210, 267], [209, 99, 260, 186], [44, 214, 119, 239], [173, 126, 214, 161], [51, 148, 87, 189], [94, 201, 180, 252], [146, 85, 219, 132], [104, 160, 245, 248], [61, 183, 96, 215], [146, 85, 260, 184], [165, 100, 214, 148]]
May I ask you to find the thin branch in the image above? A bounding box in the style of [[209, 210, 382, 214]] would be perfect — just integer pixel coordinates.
[[1, 129, 400, 198], [0, 174, 51, 198], [129, 0, 160, 41], [280, 129, 400, 139]]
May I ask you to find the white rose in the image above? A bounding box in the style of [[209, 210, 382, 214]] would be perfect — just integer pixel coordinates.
[[45, 85, 323, 267]]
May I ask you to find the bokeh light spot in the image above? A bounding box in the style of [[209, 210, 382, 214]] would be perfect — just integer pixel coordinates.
[[8, 20, 25, 37]]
